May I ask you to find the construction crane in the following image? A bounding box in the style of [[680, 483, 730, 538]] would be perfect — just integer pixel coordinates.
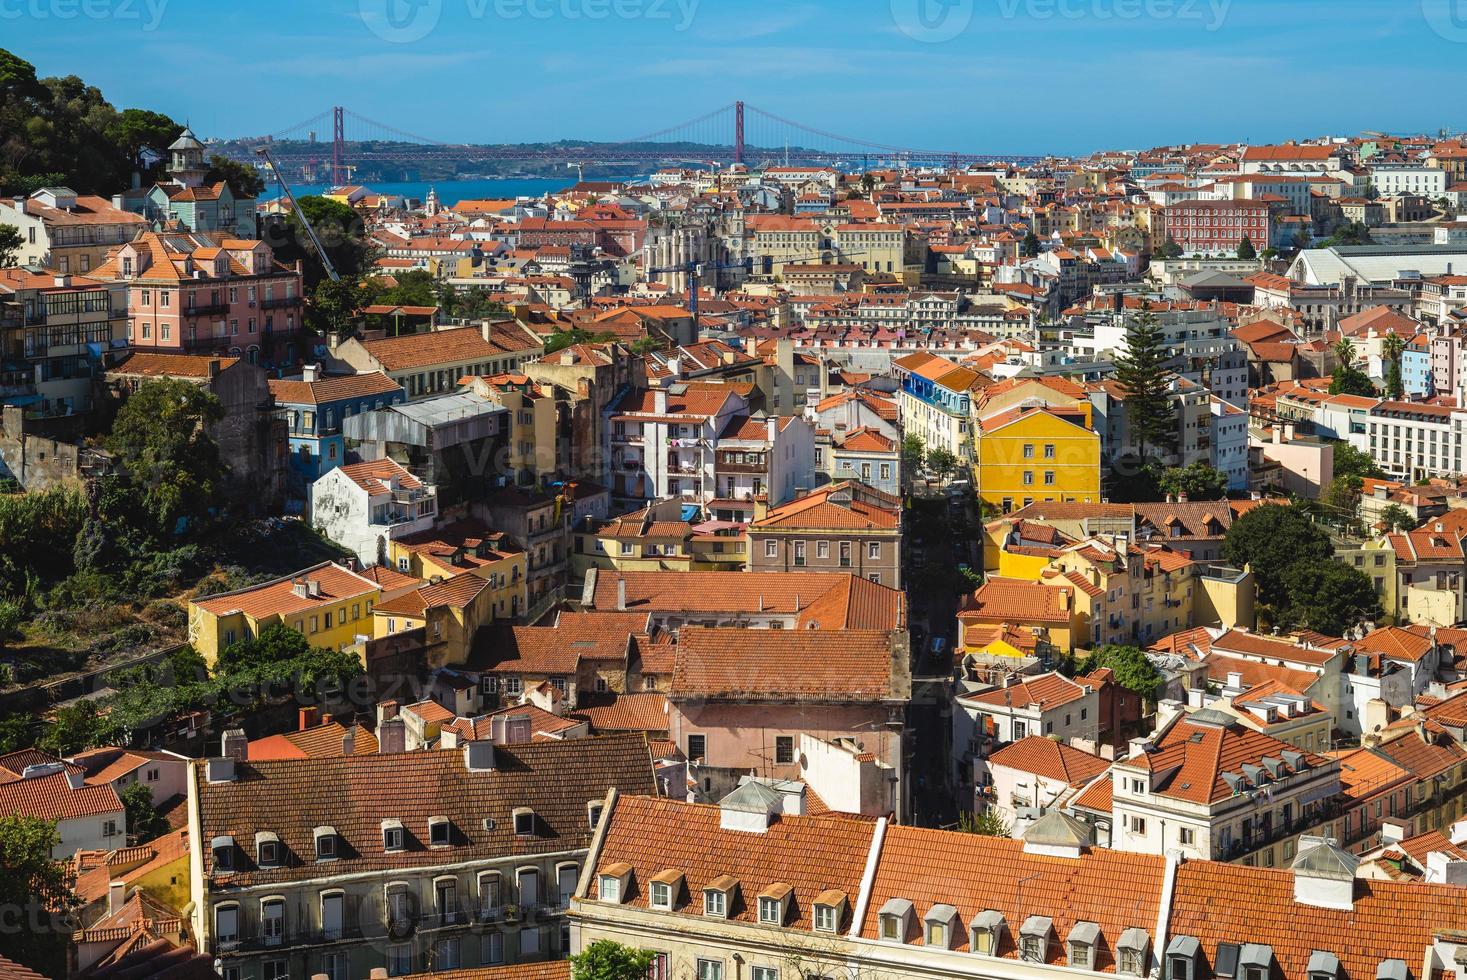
[[255, 144, 340, 282], [645, 257, 753, 319]]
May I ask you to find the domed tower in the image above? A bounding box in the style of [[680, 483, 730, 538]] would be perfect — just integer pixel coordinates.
[[168, 126, 208, 188]]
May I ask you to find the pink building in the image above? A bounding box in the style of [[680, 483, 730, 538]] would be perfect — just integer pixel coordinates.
[[94, 231, 304, 368], [667, 626, 911, 819]]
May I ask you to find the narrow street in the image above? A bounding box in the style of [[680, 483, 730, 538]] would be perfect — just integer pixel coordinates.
[[904, 490, 978, 827]]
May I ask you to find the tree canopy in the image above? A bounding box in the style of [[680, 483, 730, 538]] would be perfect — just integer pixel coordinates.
[[1222, 504, 1334, 608], [1157, 462, 1229, 501], [571, 940, 657, 980], [1279, 560, 1380, 635], [266, 195, 375, 289], [106, 378, 225, 540], [0, 815, 77, 978], [1330, 441, 1385, 481], [1236, 235, 1257, 260], [203, 154, 266, 198], [0, 48, 181, 195], [1113, 312, 1178, 460], [1083, 645, 1164, 702]]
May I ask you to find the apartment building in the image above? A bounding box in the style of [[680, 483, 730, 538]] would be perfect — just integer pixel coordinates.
[[269, 367, 406, 484], [1366, 401, 1467, 481], [746, 482, 903, 588], [309, 458, 439, 567], [893, 351, 986, 467], [0, 186, 147, 274], [0, 267, 126, 416], [189, 732, 656, 980], [1163, 200, 1271, 257], [334, 323, 545, 400], [604, 381, 749, 504], [187, 561, 383, 664], [976, 404, 1101, 514], [574, 791, 1463, 980], [97, 232, 305, 366], [668, 627, 910, 816], [0, 750, 126, 858], [1107, 708, 1341, 868]]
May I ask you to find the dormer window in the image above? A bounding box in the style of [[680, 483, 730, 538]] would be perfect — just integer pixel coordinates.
[[970, 909, 1006, 956], [703, 875, 737, 918], [211, 835, 235, 873], [878, 898, 913, 943], [1308, 951, 1341, 980], [1068, 921, 1101, 970], [1118, 927, 1151, 976], [513, 807, 536, 837], [757, 883, 791, 926], [588, 801, 605, 829], [1020, 915, 1054, 962], [649, 870, 683, 911], [812, 890, 846, 934], [382, 819, 404, 853], [1167, 936, 1201, 980], [924, 905, 959, 950], [314, 826, 338, 861], [428, 816, 451, 847], [254, 832, 281, 869], [1240, 943, 1275, 980], [596, 862, 633, 904]]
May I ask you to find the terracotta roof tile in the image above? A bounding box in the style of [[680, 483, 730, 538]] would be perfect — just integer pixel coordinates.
[[988, 736, 1111, 787], [671, 628, 901, 702]]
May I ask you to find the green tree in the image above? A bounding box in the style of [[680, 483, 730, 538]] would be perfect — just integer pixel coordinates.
[[544, 328, 617, 354], [1083, 645, 1164, 702], [0, 815, 77, 977], [570, 939, 657, 980], [0, 596, 22, 651], [1158, 234, 1184, 259], [860, 172, 877, 196], [901, 434, 926, 477], [926, 447, 960, 487], [1279, 560, 1380, 635], [1223, 504, 1335, 609], [1236, 235, 1257, 260], [37, 700, 111, 755], [1113, 311, 1178, 459], [1378, 504, 1416, 533], [1329, 366, 1376, 398], [1157, 462, 1228, 501], [1330, 441, 1385, 481], [957, 809, 1011, 838], [1324, 475, 1364, 524], [311, 275, 373, 340], [108, 379, 224, 540], [377, 268, 437, 309], [0, 224, 22, 266], [268, 195, 374, 289], [1382, 332, 1407, 401], [1324, 221, 1373, 247], [1021, 231, 1041, 258], [103, 108, 181, 173], [203, 154, 266, 198], [119, 781, 167, 845]]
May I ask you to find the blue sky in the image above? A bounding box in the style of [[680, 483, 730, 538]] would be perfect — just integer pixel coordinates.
[[5, 0, 1466, 154]]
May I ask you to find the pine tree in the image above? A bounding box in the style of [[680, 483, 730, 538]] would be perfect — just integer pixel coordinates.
[[1113, 311, 1178, 460], [1237, 235, 1257, 260]]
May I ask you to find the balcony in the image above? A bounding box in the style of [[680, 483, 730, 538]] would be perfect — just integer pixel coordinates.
[[185, 303, 230, 318], [419, 904, 468, 930], [260, 295, 301, 310]]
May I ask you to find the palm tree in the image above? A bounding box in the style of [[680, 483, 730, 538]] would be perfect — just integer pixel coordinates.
[[1333, 337, 1356, 370], [1382, 333, 1407, 401]]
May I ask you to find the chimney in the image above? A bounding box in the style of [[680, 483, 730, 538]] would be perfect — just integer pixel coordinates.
[[616, 577, 627, 612], [299, 706, 321, 731], [66, 770, 85, 790], [377, 700, 400, 724], [379, 717, 407, 754], [292, 577, 309, 599], [207, 358, 220, 381], [307, 579, 322, 598], [53, 275, 70, 288], [221, 729, 247, 762], [342, 727, 355, 756], [652, 388, 668, 413], [302, 363, 319, 383], [108, 881, 126, 916], [1227, 671, 1244, 689]]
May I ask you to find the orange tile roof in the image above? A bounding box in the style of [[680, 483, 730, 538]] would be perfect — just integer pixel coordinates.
[[570, 693, 670, 733], [106, 351, 240, 379], [192, 562, 379, 621], [751, 483, 900, 532], [0, 770, 122, 821], [1211, 629, 1341, 668], [671, 628, 900, 702], [246, 721, 378, 762], [588, 570, 904, 631], [360, 325, 540, 372], [1131, 714, 1328, 804], [863, 824, 1166, 964], [988, 736, 1111, 787], [590, 795, 877, 931], [962, 673, 1092, 712], [960, 578, 1074, 625], [267, 371, 402, 405], [197, 734, 656, 885]]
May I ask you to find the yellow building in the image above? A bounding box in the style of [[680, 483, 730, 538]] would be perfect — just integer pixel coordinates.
[[389, 520, 529, 622], [571, 502, 747, 577], [371, 570, 499, 669], [187, 562, 382, 665], [976, 405, 1100, 514], [460, 373, 559, 483]]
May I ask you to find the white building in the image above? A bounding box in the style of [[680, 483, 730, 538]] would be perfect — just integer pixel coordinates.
[[309, 458, 439, 566]]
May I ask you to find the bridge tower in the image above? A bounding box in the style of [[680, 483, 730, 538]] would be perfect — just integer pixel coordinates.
[[734, 100, 745, 167], [331, 106, 345, 188]]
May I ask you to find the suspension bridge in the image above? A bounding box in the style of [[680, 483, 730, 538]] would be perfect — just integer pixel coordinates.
[[218, 102, 1049, 184]]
